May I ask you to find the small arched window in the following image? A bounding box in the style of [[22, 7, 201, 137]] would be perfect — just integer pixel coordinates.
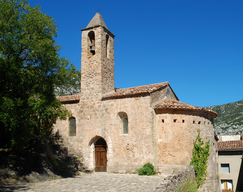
[[118, 112, 128, 134], [88, 31, 95, 55], [122, 117, 128, 134], [69, 117, 76, 136]]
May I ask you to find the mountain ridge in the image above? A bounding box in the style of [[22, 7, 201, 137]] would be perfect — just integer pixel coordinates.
[[206, 100, 243, 135]]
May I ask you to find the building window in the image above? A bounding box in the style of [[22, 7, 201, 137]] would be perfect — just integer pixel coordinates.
[[122, 118, 128, 134], [69, 117, 76, 136], [221, 164, 230, 173], [221, 180, 233, 191], [118, 112, 128, 134]]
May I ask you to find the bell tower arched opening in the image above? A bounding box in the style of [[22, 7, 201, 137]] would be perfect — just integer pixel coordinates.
[[106, 34, 110, 59], [88, 31, 95, 56]]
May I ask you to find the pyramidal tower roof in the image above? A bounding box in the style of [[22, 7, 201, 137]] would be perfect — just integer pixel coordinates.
[[86, 13, 108, 29]]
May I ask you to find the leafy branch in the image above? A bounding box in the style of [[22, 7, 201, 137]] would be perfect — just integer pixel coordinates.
[[190, 133, 210, 188]]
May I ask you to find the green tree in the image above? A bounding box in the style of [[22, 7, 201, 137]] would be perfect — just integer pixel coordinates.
[[0, 0, 76, 151]]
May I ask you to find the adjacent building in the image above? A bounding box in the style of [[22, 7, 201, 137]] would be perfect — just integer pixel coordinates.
[[217, 134, 243, 191]]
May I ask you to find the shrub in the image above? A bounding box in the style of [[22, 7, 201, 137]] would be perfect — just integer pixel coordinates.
[[138, 162, 156, 176]]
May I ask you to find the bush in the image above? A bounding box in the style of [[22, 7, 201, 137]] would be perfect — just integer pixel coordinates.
[[138, 162, 156, 176]]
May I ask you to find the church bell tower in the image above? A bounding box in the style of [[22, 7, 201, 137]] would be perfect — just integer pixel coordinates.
[[80, 13, 115, 100]]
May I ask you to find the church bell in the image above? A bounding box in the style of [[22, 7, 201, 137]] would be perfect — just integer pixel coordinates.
[[90, 45, 95, 54]]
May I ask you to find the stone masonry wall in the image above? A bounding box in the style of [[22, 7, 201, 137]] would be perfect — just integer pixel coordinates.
[[150, 86, 177, 108], [155, 112, 219, 191], [52, 103, 83, 157], [54, 94, 158, 173], [81, 26, 115, 100], [154, 166, 195, 192]]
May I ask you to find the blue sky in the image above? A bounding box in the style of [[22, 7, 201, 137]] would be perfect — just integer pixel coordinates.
[[28, 0, 243, 107]]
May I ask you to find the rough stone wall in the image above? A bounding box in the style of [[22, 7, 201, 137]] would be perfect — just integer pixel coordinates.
[[150, 85, 177, 108], [101, 28, 114, 95], [52, 103, 83, 157], [198, 117, 220, 192], [99, 96, 156, 173], [155, 112, 219, 191], [81, 26, 114, 100], [154, 166, 195, 192], [54, 95, 158, 173]]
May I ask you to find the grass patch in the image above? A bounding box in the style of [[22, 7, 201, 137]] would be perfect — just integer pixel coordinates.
[[176, 177, 198, 192]]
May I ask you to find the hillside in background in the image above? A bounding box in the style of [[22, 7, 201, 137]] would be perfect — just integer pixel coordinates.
[[207, 100, 243, 135], [54, 72, 81, 96]]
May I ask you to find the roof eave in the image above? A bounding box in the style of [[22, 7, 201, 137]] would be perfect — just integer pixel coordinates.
[[154, 108, 217, 118], [218, 149, 243, 152], [81, 25, 115, 38], [102, 92, 150, 100]]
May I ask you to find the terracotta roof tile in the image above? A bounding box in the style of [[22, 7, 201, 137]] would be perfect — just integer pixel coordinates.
[[217, 140, 243, 151], [102, 82, 168, 99], [57, 95, 80, 103], [154, 99, 217, 118]]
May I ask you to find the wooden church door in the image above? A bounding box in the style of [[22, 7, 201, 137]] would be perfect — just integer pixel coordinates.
[[95, 138, 107, 172]]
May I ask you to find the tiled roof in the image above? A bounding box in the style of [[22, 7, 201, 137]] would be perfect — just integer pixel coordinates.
[[217, 140, 243, 151], [56, 95, 80, 103], [154, 99, 217, 118], [102, 82, 168, 100]]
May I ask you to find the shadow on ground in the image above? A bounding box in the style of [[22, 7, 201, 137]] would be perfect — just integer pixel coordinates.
[[0, 135, 84, 187], [0, 185, 30, 192]]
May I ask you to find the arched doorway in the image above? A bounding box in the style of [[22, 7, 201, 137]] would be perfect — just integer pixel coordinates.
[[95, 137, 107, 172]]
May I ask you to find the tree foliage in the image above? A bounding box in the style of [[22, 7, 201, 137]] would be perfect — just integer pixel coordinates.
[[0, 0, 76, 151], [190, 133, 210, 188]]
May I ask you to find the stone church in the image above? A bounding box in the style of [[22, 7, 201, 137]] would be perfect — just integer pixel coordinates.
[[55, 13, 219, 191]]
